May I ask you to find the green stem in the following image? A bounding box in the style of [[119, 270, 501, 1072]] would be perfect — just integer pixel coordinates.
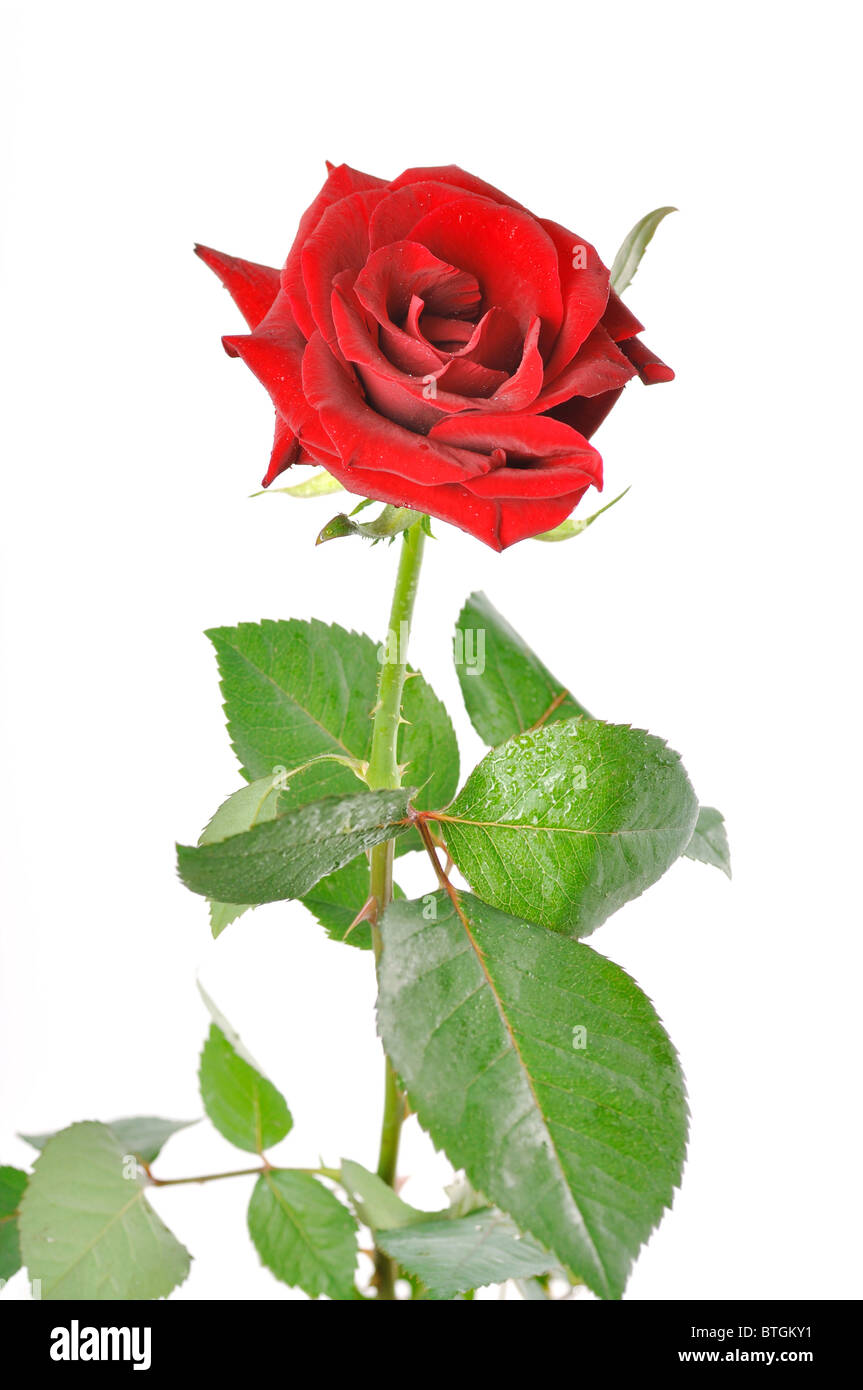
[[147, 1164, 340, 1187], [367, 520, 426, 1299]]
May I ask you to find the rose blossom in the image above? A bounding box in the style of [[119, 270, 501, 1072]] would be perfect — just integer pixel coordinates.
[[197, 163, 672, 549]]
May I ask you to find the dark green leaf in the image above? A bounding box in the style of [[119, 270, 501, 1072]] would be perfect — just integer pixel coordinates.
[[376, 1209, 554, 1299], [17, 1123, 190, 1299], [685, 805, 731, 878], [399, 671, 460, 837], [610, 206, 677, 295], [198, 785, 410, 947], [177, 788, 412, 905], [377, 893, 688, 1300], [198, 993, 292, 1155], [206, 618, 458, 849], [454, 597, 720, 907], [21, 1117, 197, 1166], [0, 1165, 28, 1281], [455, 591, 590, 747], [439, 721, 698, 937], [206, 619, 374, 798], [247, 1170, 358, 1299]]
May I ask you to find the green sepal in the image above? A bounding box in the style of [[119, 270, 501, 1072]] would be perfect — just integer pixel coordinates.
[[533, 487, 630, 542], [317, 505, 421, 545], [610, 206, 677, 294], [251, 470, 344, 499]]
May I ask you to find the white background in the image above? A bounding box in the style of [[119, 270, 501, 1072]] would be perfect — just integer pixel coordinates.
[[1, 0, 860, 1301]]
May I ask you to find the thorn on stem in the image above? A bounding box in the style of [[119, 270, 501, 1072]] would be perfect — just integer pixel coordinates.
[[344, 895, 378, 938]]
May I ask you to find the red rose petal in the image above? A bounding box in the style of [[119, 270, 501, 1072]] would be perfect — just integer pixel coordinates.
[[429, 411, 602, 486], [354, 241, 480, 328], [331, 279, 444, 428], [601, 287, 645, 342], [380, 319, 446, 375], [452, 306, 522, 373], [261, 416, 300, 487], [414, 482, 591, 549], [487, 318, 544, 411], [539, 220, 611, 381], [300, 188, 386, 350], [496, 488, 592, 549], [434, 357, 509, 399], [306, 453, 509, 550], [223, 290, 332, 456], [355, 363, 446, 433], [332, 279, 529, 427], [409, 196, 564, 353], [281, 162, 387, 339], [301, 331, 495, 486], [461, 463, 598, 500], [367, 172, 523, 254], [194, 245, 281, 329], [388, 165, 525, 210], [618, 335, 675, 384], [530, 324, 636, 412], [548, 388, 626, 440], [366, 182, 466, 252], [403, 295, 472, 354], [330, 270, 444, 379], [414, 312, 476, 350]]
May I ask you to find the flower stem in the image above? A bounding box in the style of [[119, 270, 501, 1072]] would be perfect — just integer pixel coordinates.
[[367, 519, 426, 1299]]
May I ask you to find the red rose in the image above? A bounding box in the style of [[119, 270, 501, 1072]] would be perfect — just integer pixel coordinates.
[[197, 163, 672, 550]]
